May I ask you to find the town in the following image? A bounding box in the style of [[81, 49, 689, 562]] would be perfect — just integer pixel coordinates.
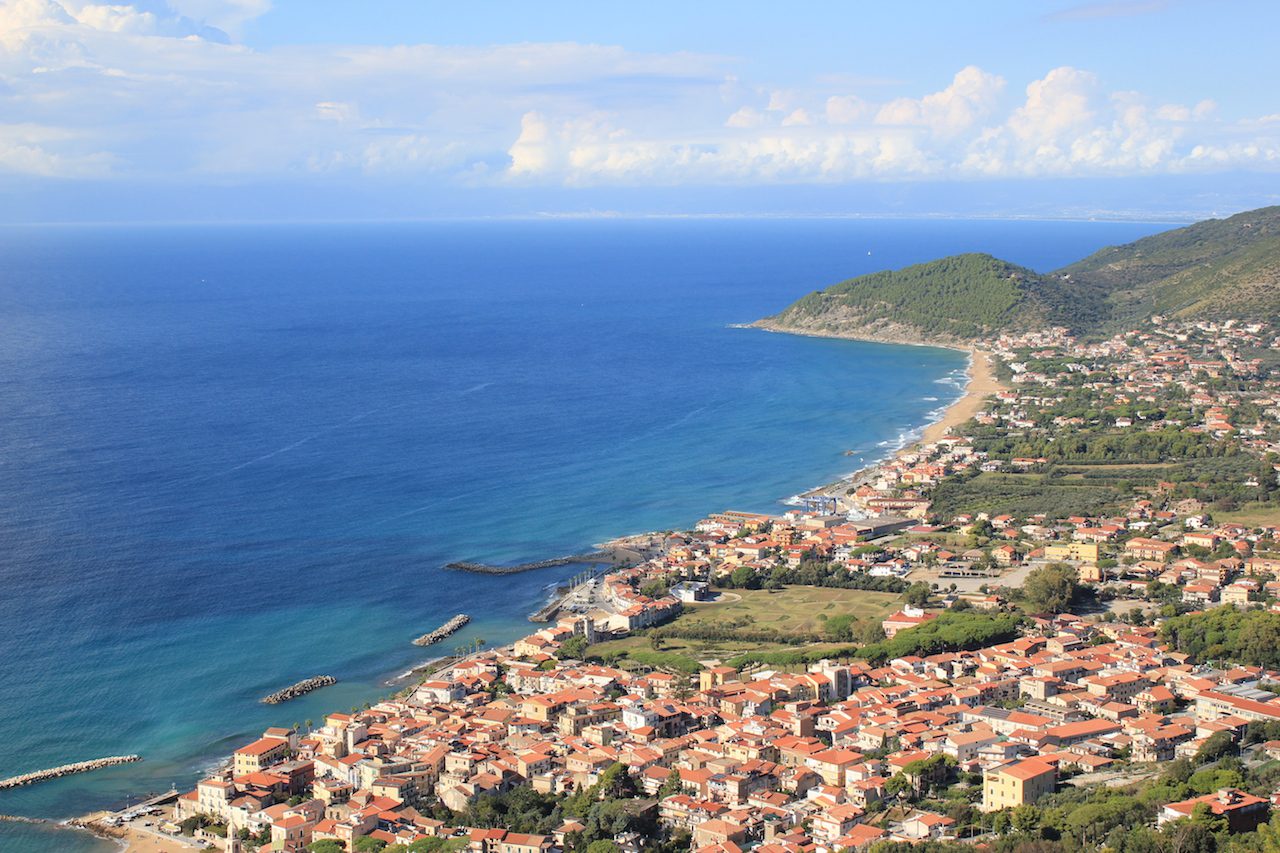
[[109, 318, 1280, 853]]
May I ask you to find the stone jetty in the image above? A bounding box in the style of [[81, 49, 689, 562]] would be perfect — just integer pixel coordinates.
[[260, 675, 337, 704], [412, 613, 470, 646], [0, 755, 141, 790], [445, 551, 611, 574]]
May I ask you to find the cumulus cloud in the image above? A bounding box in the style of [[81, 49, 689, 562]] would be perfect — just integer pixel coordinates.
[[0, 7, 1276, 187], [875, 65, 1006, 137]]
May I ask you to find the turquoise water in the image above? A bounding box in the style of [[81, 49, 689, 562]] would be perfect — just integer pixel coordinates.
[[0, 218, 1169, 850]]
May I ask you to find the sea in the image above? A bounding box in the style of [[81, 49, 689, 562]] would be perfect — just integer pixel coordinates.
[[0, 217, 1170, 850]]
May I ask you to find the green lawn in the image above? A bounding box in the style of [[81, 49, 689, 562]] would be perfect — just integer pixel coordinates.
[[677, 586, 901, 635], [588, 585, 901, 670]]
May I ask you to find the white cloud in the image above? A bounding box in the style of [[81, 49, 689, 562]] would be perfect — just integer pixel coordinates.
[[0, 11, 1275, 187], [725, 106, 768, 129], [875, 65, 1005, 136], [0, 123, 114, 176], [825, 95, 867, 126], [780, 108, 812, 128]]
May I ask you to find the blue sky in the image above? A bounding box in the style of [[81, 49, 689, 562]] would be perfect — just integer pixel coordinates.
[[3, 0, 1279, 222]]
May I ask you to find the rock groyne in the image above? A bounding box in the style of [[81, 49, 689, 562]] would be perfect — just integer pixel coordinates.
[[445, 551, 611, 575], [261, 675, 337, 704], [412, 614, 470, 647], [0, 756, 142, 790]]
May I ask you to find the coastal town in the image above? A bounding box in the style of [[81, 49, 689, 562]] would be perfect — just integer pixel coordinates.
[[78, 317, 1280, 853]]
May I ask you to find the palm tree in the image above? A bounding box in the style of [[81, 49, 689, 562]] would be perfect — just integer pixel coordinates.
[[474, 637, 487, 654]]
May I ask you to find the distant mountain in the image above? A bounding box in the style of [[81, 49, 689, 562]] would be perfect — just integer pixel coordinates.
[[757, 206, 1280, 345]]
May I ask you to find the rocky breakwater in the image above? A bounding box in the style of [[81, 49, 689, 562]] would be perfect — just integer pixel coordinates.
[[0, 755, 142, 789], [261, 675, 337, 704], [413, 613, 470, 646], [445, 551, 612, 574]]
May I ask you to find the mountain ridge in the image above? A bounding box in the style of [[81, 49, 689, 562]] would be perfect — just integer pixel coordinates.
[[757, 206, 1280, 345]]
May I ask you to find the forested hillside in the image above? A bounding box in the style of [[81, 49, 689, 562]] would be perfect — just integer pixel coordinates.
[[758, 206, 1280, 344]]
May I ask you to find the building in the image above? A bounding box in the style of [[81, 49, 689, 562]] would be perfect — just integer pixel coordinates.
[[882, 608, 936, 639], [233, 736, 290, 777], [1125, 538, 1177, 562], [1159, 789, 1269, 833], [982, 758, 1056, 812], [1044, 542, 1100, 562], [671, 581, 711, 603]]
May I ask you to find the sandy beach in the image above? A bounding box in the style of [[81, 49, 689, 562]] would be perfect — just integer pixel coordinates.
[[797, 344, 1007, 502], [919, 348, 1005, 445], [75, 811, 203, 853]]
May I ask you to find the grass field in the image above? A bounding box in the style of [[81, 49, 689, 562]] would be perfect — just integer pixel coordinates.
[[588, 585, 902, 670], [930, 471, 1125, 518], [1215, 502, 1280, 527], [677, 586, 901, 635]]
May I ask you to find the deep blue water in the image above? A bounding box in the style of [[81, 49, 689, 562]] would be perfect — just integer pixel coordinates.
[[0, 218, 1169, 849]]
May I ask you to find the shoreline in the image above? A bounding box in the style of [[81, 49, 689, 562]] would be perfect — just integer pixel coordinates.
[[66, 330, 1003, 836], [771, 333, 1006, 502], [920, 347, 1004, 445], [743, 321, 973, 353]]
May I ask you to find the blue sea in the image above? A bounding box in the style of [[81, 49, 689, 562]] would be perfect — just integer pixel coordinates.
[[0, 217, 1168, 850]]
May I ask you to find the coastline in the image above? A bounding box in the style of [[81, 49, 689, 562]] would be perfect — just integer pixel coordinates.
[[919, 347, 1004, 446], [747, 325, 1007, 503], [69, 329, 999, 838]]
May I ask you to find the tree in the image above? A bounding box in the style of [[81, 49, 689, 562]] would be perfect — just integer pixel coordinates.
[[406, 840, 451, 853], [658, 768, 682, 798], [858, 620, 887, 645], [1011, 804, 1042, 834], [559, 634, 589, 660], [1022, 563, 1078, 614], [904, 582, 932, 608], [1194, 730, 1237, 764], [585, 842, 621, 853], [308, 842, 345, 853], [594, 763, 636, 800], [730, 565, 759, 589], [354, 838, 388, 852], [640, 580, 668, 598]]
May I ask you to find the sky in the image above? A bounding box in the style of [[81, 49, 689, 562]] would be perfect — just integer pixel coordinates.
[[3, 0, 1280, 222]]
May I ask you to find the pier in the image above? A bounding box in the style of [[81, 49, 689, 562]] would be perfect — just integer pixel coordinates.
[[412, 613, 471, 646], [0, 756, 142, 790], [261, 675, 337, 704]]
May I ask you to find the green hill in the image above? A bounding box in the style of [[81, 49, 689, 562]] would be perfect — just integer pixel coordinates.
[[758, 206, 1280, 344], [757, 253, 1055, 345], [1058, 205, 1280, 332]]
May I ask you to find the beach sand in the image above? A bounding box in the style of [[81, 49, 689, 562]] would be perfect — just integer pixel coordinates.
[[918, 348, 1005, 446], [76, 812, 203, 852]]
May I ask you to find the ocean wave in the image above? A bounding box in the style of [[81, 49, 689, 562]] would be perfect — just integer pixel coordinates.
[[391, 656, 447, 683]]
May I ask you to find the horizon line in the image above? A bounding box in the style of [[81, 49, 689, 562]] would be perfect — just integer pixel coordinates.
[[0, 210, 1205, 228]]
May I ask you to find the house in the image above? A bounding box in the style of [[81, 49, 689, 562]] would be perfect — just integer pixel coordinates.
[[882, 609, 936, 639], [982, 758, 1056, 812], [1182, 583, 1219, 606], [897, 812, 956, 842], [1159, 789, 1269, 833], [1125, 538, 1177, 562]]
